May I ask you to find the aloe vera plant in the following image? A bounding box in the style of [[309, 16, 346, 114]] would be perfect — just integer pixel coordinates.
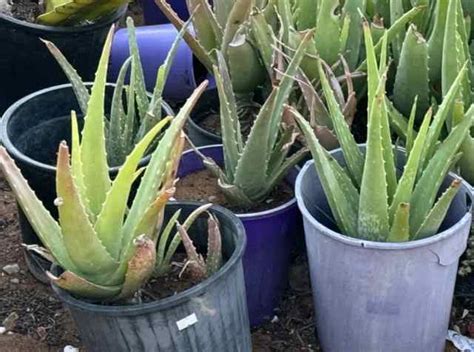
[[292, 24, 473, 242], [0, 24, 209, 299], [190, 32, 312, 208], [389, 0, 474, 185], [44, 18, 187, 167], [155, 0, 271, 103], [37, 0, 128, 26], [177, 212, 223, 280]]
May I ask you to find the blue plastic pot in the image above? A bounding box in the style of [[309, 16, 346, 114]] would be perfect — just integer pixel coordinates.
[[140, 0, 190, 25], [296, 146, 473, 352], [177, 145, 302, 326], [109, 24, 209, 103]]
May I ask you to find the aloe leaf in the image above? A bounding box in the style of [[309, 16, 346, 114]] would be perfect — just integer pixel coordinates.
[[393, 25, 430, 120], [122, 82, 208, 253], [161, 203, 214, 270], [80, 26, 114, 217], [108, 57, 132, 166], [56, 142, 117, 274], [293, 109, 359, 236], [414, 179, 462, 240], [389, 108, 432, 222], [47, 271, 121, 300], [363, 26, 397, 202], [213, 55, 242, 180], [386, 97, 411, 139], [42, 39, 89, 115], [154, 0, 214, 71], [126, 17, 150, 121], [387, 203, 410, 242], [222, 0, 252, 53], [405, 97, 419, 155], [421, 65, 467, 167], [427, 0, 449, 85], [94, 118, 171, 259], [206, 213, 222, 276], [70, 111, 90, 218], [155, 209, 181, 275], [315, 0, 342, 65], [176, 222, 207, 279], [250, 10, 276, 72], [390, 0, 406, 63], [410, 106, 473, 233], [341, 0, 365, 69], [318, 59, 364, 186], [0, 147, 78, 272], [358, 77, 390, 241], [114, 235, 156, 300], [187, 0, 222, 53]]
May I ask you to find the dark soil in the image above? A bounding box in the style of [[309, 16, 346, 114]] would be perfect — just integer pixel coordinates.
[[175, 169, 294, 214], [4, 0, 41, 23]]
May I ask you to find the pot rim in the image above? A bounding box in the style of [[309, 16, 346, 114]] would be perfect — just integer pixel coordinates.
[[0, 5, 127, 33], [0, 82, 174, 174], [50, 201, 247, 316], [181, 144, 299, 219], [296, 158, 473, 251]]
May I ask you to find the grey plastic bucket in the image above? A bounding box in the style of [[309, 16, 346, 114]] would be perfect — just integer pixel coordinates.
[[295, 147, 473, 352]]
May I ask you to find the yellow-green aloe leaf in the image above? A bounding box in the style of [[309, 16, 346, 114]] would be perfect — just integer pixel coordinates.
[[155, 209, 181, 275], [115, 235, 156, 300], [387, 203, 410, 242], [315, 0, 342, 65], [94, 117, 171, 259], [133, 187, 175, 243], [318, 60, 364, 186], [70, 111, 89, 214], [293, 109, 358, 237], [47, 270, 121, 300], [80, 26, 114, 218], [405, 97, 419, 155], [410, 106, 473, 233], [0, 147, 77, 272], [414, 179, 462, 240], [56, 142, 117, 274], [250, 11, 275, 73], [122, 82, 208, 252], [222, 0, 251, 52], [427, 0, 449, 85], [389, 108, 432, 222], [188, 0, 223, 52]]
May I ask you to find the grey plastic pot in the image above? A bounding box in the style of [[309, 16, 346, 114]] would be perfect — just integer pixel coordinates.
[[51, 202, 251, 352], [295, 146, 473, 352]]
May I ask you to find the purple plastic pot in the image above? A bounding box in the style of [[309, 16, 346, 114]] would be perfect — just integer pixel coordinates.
[[296, 146, 473, 351], [140, 0, 190, 25], [109, 24, 208, 102], [177, 145, 302, 326]]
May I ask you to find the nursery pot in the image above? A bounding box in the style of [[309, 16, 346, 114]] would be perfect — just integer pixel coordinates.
[[110, 23, 209, 103], [51, 202, 251, 352], [0, 83, 174, 283], [295, 147, 473, 352], [140, 0, 190, 25], [0, 6, 127, 115], [177, 145, 302, 326]]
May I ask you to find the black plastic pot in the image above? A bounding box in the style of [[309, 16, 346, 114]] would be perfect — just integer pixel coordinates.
[[51, 202, 251, 352], [0, 83, 174, 283], [0, 6, 127, 114], [186, 89, 222, 147]]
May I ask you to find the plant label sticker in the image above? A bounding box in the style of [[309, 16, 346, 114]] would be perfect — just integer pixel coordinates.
[[176, 313, 198, 331]]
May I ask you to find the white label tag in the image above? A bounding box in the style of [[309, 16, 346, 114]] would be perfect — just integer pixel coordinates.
[[176, 313, 198, 331]]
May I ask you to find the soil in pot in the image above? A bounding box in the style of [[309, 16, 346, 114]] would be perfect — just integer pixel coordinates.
[[174, 169, 294, 213], [1, 0, 41, 23]]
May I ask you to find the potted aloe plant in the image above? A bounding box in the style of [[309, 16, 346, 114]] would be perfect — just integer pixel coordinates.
[[293, 25, 473, 351], [0, 65, 251, 351], [0, 23, 181, 281], [174, 33, 311, 326], [0, 0, 128, 114], [155, 0, 273, 146]]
